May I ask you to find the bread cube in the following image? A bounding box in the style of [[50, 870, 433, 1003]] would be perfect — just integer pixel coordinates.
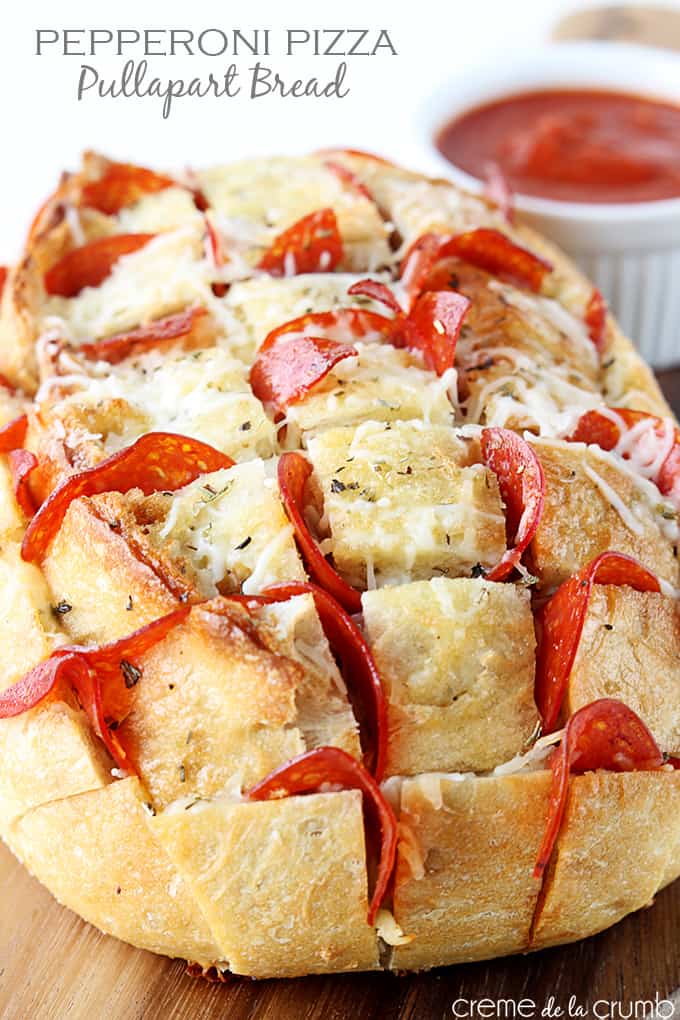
[[115, 185, 204, 234], [40, 224, 223, 344], [362, 578, 538, 775], [150, 790, 378, 977], [142, 460, 305, 597], [7, 777, 221, 963], [390, 772, 551, 969], [566, 586, 680, 755], [197, 157, 391, 272], [530, 438, 679, 589], [118, 601, 307, 806], [286, 343, 455, 440], [222, 272, 392, 364], [307, 422, 506, 588], [0, 538, 111, 831], [531, 769, 680, 949], [48, 345, 276, 469]]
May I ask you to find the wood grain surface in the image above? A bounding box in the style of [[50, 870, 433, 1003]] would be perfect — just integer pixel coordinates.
[[1, 369, 679, 1020]]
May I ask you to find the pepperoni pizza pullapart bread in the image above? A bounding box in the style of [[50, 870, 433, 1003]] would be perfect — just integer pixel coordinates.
[[0, 150, 679, 978]]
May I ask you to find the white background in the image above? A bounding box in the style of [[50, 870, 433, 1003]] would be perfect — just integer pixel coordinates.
[[0, 0, 672, 260]]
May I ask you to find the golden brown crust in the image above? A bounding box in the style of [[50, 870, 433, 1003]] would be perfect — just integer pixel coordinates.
[[391, 772, 552, 968], [531, 770, 680, 949]]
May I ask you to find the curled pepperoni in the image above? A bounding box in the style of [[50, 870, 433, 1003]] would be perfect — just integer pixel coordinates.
[[22, 432, 235, 564], [399, 233, 445, 310], [585, 288, 607, 350], [44, 234, 155, 298], [258, 209, 343, 276], [535, 552, 660, 732], [230, 580, 387, 781], [315, 147, 394, 166], [265, 309, 394, 346], [204, 217, 228, 297], [324, 160, 375, 202], [0, 415, 28, 454], [247, 745, 397, 925], [81, 163, 175, 215], [250, 335, 357, 416], [277, 452, 362, 614], [534, 698, 666, 880], [401, 228, 552, 302], [347, 279, 402, 315], [8, 450, 38, 517], [569, 406, 680, 508], [483, 161, 515, 225], [480, 427, 545, 582], [78, 307, 208, 365], [250, 308, 395, 415], [347, 279, 469, 375], [396, 290, 470, 375], [0, 607, 190, 772]]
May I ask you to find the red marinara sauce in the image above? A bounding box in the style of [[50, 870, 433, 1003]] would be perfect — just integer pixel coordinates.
[[436, 88, 680, 204]]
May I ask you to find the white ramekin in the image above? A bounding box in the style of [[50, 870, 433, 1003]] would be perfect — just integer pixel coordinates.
[[416, 42, 680, 368]]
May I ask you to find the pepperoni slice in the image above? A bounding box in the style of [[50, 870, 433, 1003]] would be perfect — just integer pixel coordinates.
[[400, 228, 552, 302], [347, 279, 402, 315], [483, 162, 515, 225], [250, 308, 395, 415], [396, 290, 470, 375], [44, 234, 156, 298], [204, 217, 229, 297], [535, 552, 660, 732], [22, 432, 235, 564], [569, 407, 680, 508], [324, 160, 375, 202], [81, 163, 176, 215], [265, 309, 394, 347], [0, 267, 7, 299], [315, 147, 394, 166], [585, 288, 607, 350], [8, 450, 38, 517], [400, 233, 445, 310], [439, 228, 552, 292], [533, 698, 667, 880], [277, 452, 362, 614], [258, 209, 343, 276], [230, 581, 387, 781], [480, 427, 545, 582], [247, 745, 397, 925], [0, 607, 190, 772], [0, 415, 28, 454], [347, 279, 469, 375], [78, 307, 208, 365], [250, 335, 357, 416]]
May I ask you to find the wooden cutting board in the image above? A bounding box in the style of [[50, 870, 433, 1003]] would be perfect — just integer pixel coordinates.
[[1, 837, 678, 1019]]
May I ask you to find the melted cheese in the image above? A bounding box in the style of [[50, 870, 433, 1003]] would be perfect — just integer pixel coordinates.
[[285, 343, 456, 437], [41, 226, 247, 345], [116, 186, 204, 234], [223, 272, 393, 364], [196, 157, 391, 267], [465, 364, 601, 435], [153, 461, 305, 596], [307, 422, 506, 588], [62, 346, 276, 462]]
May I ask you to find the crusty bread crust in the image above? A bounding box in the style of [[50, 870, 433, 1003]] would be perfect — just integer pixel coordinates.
[[0, 151, 678, 977]]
